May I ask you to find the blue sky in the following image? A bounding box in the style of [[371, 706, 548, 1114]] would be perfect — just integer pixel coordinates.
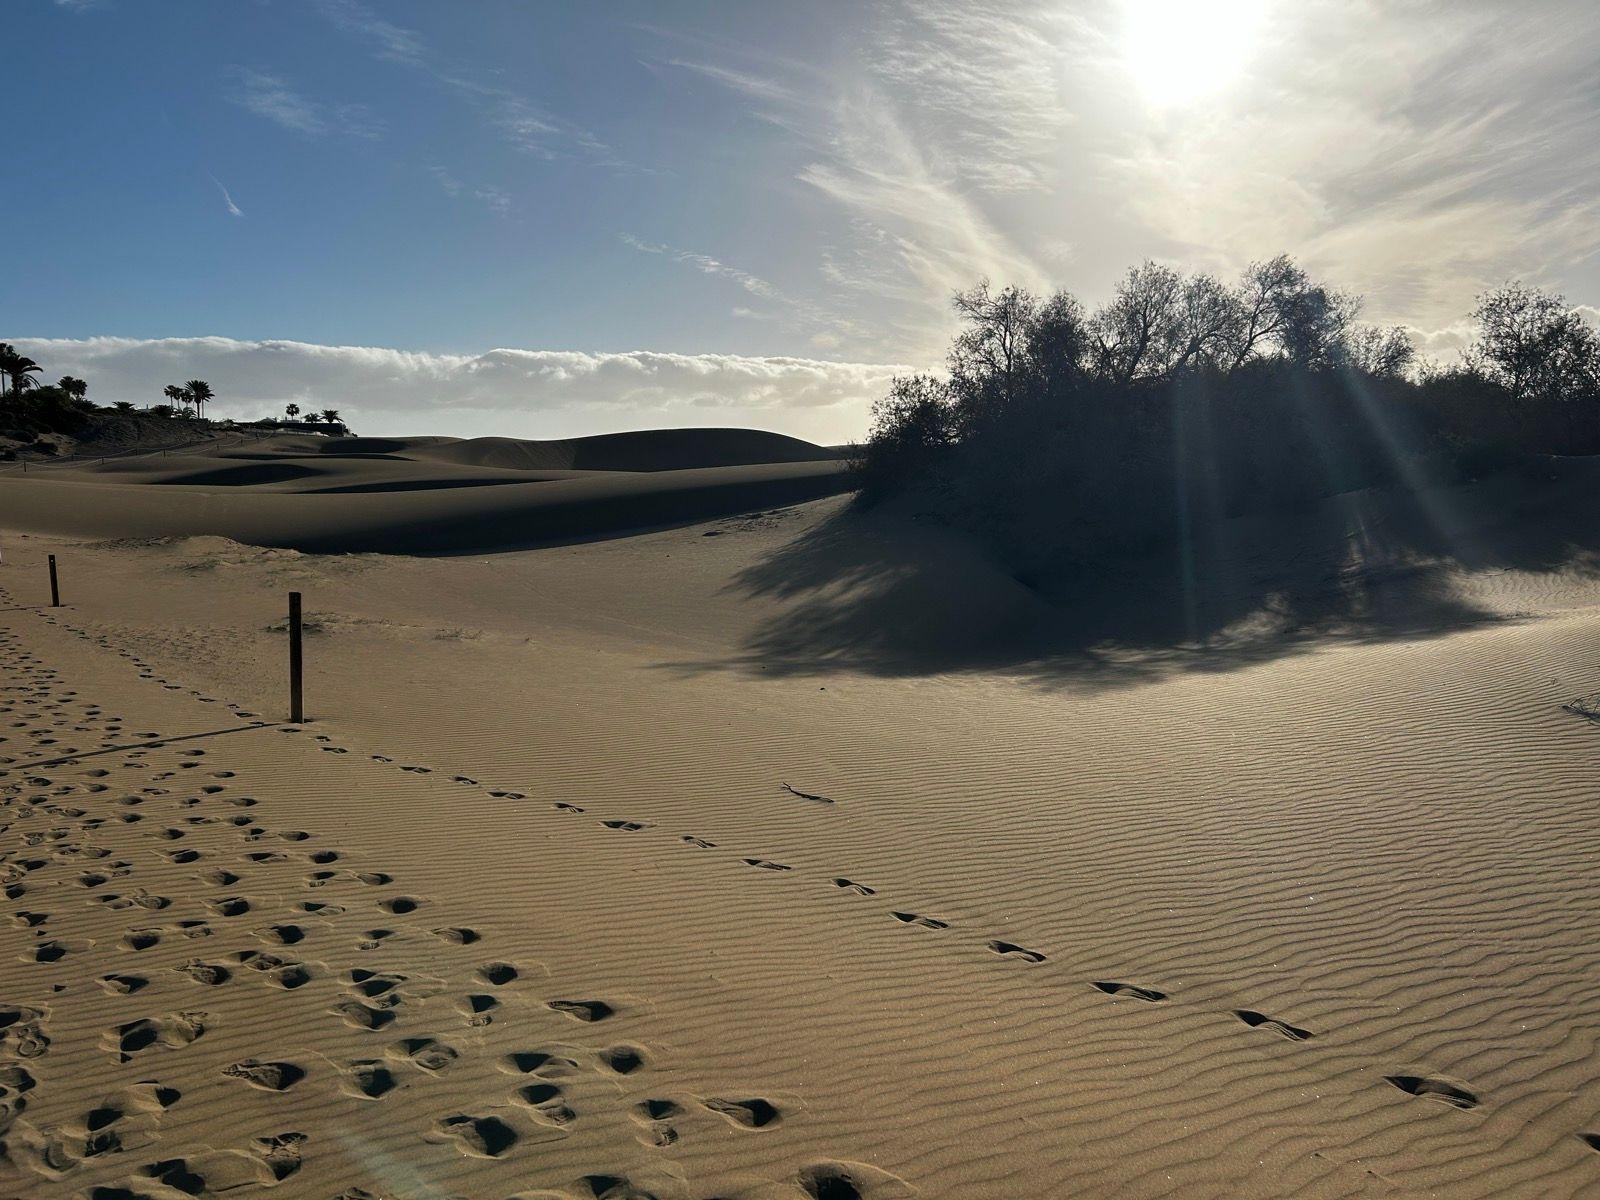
[[6, 0, 1598, 440]]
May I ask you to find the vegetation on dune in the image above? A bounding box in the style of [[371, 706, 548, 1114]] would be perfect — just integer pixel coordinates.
[[0, 346, 352, 457], [853, 258, 1600, 573]]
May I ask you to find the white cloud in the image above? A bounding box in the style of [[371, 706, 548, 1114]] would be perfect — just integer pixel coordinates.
[[228, 68, 382, 139], [11, 337, 905, 443], [621, 235, 784, 302], [207, 173, 243, 218]]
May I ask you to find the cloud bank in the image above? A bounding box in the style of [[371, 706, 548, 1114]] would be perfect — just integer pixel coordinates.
[[11, 337, 904, 444]]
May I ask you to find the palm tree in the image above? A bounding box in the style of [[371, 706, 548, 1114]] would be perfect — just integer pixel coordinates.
[[58, 376, 88, 404], [304, 411, 321, 424], [163, 384, 191, 414], [320, 408, 341, 426], [184, 379, 214, 420], [0, 346, 42, 397], [284, 403, 300, 421]]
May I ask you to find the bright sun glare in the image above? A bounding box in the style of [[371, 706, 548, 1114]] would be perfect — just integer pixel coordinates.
[[1123, 0, 1270, 108]]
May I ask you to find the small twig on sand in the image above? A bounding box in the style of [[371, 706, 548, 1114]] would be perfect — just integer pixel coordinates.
[[1561, 695, 1600, 721], [780, 782, 834, 804]]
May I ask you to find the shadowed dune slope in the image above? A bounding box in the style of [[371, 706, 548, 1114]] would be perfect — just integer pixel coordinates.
[[0, 427, 849, 553]]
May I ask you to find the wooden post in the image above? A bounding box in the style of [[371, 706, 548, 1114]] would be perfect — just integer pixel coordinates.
[[288, 592, 304, 723], [48, 555, 59, 607]]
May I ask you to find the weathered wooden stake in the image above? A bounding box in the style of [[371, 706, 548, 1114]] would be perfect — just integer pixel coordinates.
[[288, 591, 304, 723], [48, 555, 59, 607]]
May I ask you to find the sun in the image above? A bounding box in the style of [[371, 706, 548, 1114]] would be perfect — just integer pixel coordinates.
[[1122, 0, 1269, 108]]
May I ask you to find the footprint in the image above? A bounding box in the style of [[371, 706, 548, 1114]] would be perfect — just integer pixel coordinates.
[[831, 878, 875, 895], [378, 896, 420, 915], [98, 974, 147, 995], [704, 1096, 781, 1129], [429, 1114, 516, 1158], [1234, 1009, 1313, 1041], [987, 940, 1046, 963], [432, 926, 480, 945], [476, 962, 518, 986], [389, 1037, 458, 1073], [176, 960, 231, 986], [681, 835, 716, 848], [1091, 981, 1166, 1002], [1385, 1074, 1478, 1110], [223, 1060, 305, 1092], [601, 820, 650, 832], [341, 1060, 396, 1099], [501, 1050, 582, 1077], [798, 1161, 898, 1200], [106, 1011, 207, 1062], [599, 1045, 645, 1075], [742, 858, 791, 871], [548, 999, 614, 1023], [516, 1082, 577, 1126], [890, 911, 948, 930], [330, 999, 394, 1030]]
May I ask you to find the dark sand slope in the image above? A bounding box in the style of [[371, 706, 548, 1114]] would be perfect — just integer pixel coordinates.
[[0, 429, 850, 553]]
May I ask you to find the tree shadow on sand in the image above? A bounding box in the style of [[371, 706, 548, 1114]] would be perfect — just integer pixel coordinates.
[[665, 458, 1600, 690]]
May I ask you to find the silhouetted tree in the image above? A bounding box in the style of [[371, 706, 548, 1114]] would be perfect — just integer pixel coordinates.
[[320, 408, 340, 425], [184, 379, 214, 420], [0, 345, 42, 397], [1468, 282, 1600, 406], [163, 384, 190, 414], [58, 376, 88, 404], [284, 403, 300, 420]]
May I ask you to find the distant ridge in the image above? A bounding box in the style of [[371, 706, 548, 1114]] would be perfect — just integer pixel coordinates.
[[297, 428, 838, 473]]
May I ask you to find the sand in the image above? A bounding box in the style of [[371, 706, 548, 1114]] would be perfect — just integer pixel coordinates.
[[4, 431, 1600, 1198]]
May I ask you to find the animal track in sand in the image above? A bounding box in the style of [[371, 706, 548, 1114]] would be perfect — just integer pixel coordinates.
[[890, 911, 948, 930], [986, 940, 1047, 963], [1092, 981, 1166, 1002], [1234, 1009, 1313, 1041], [1386, 1074, 1479, 1110]]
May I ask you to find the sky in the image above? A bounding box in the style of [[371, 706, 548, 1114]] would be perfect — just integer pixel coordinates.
[[5, 0, 1598, 442]]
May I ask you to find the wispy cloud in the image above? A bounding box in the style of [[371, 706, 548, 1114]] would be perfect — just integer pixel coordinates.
[[52, 0, 106, 11], [314, 0, 630, 169], [620, 234, 869, 351], [207, 173, 243, 218], [429, 167, 513, 215], [621, 235, 785, 302], [227, 68, 382, 139]]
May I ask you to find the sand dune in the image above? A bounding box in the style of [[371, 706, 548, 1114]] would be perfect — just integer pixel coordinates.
[[0, 429, 850, 553], [5, 452, 1600, 1197]]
